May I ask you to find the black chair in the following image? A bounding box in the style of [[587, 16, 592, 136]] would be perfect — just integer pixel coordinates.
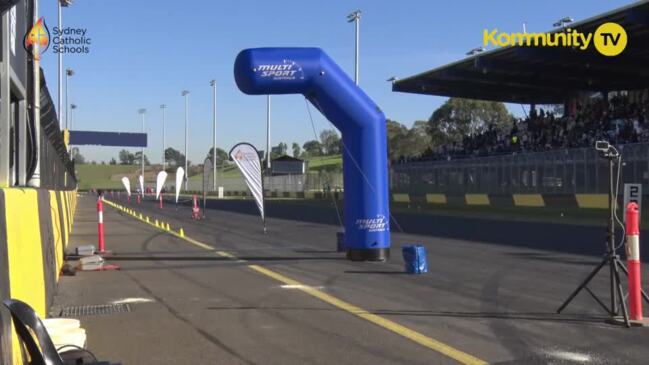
[[3, 299, 119, 365]]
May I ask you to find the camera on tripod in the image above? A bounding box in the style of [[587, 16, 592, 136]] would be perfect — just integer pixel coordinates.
[[595, 140, 619, 158]]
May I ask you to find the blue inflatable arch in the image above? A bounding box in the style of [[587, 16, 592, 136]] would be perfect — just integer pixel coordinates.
[[234, 47, 390, 261]]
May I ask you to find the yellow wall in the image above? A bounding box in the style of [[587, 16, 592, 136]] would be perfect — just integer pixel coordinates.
[[1, 188, 77, 364]]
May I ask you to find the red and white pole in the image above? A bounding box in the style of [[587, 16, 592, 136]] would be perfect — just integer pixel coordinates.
[[192, 195, 200, 219], [159, 193, 164, 209], [626, 202, 643, 321], [97, 197, 106, 253]]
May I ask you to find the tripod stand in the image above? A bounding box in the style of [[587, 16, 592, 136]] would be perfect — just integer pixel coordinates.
[[557, 145, 649, 327]]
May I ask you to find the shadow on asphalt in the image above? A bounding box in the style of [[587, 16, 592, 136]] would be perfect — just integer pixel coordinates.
[[198, 199, 649, 261], [96, 254, 344, 262], [203, 305, 607, 325], [344, 270, 408, 275], [367, 310, 609, 324]]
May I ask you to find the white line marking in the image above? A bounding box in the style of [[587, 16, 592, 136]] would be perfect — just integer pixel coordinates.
[[110, 297, 155, 304]]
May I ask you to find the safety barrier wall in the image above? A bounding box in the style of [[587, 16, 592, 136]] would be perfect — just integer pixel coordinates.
[[0, 188, 77, 365], [180, 189, 621, 210]]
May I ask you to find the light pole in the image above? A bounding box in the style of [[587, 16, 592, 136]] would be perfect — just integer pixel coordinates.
[[266, 95, 271, 172], [139, 108, 146, 186], [58, 0, 72, 129], [210, 80, 217, 190], [160, 104, 166, 171], [65, 68, 74, 129], [69, 104, 77, 130], [182, 90, 189, 189], [347, 10, 361, 85]]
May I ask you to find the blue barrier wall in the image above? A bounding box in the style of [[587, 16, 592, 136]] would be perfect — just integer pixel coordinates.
[[234, 47, 390, 261]]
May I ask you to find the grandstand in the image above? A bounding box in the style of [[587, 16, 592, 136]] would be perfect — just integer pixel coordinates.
[[391, 0, 649, 202]]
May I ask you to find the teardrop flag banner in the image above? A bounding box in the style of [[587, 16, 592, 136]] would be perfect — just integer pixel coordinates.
[[175, 167, 184, 203], [229, 142, 265, 231], [121, 177, 131, 196], [138, 175, 144, 196], [156, 171, 168, 199]]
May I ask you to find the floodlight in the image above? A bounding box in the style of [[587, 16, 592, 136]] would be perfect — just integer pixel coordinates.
[[466, 47, 485, 56], [347, 10, 361, 23]]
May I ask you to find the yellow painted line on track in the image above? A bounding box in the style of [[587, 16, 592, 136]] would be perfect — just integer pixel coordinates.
[[248, 265, 487, 365], [102, 198, 487, 365]]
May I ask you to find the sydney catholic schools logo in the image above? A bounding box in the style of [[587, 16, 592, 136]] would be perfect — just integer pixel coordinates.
[[23, 16, 49, 60], [24, 17, 91, 59]]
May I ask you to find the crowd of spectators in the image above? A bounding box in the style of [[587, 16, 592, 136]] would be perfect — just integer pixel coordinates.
[[421, 95, 649, 161]]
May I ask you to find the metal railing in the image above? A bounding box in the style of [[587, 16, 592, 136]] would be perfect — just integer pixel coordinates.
[[391, 143, 649, 195]]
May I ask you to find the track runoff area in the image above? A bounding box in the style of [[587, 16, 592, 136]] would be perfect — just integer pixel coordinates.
[[92, 192, 649, 364]]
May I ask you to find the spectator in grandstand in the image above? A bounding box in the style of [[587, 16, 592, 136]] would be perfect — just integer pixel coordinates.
[[418, 94, 649, 161]]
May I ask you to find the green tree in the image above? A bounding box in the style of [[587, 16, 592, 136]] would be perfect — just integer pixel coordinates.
[[385, 120, 431, 162], [271, 142, 288, 159], [427, 98, 514, 148], [320, 129, 341, 155], [302, 140, 323, 157], [109, 158, 117, 165], [134, 151, 150, 166], [292, 142, 301, 158], [71, 147, 86, 164], [165, 147, 185, 168], [206, 147, 228, 165], [118, 149, 135, 165]]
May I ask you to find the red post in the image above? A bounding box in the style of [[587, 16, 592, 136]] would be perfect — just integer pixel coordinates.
[[137, 195, 141, 204], [626, 202, 643, 321], [97, 198, 106, 252], [159, 193, 164, 209]]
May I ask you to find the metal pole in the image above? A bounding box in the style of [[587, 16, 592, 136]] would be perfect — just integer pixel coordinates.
[[354, 14, 360, 85], [141, 111, 145, 182], [70, 104, 75, 130], [28, 3, 41, 187], [65, 72, 69, 129], [211, 80, 217, 190], [161, 104, 166, 171], [57, 0, 63, 129], [608, 155, 617, 314], [266, 95, 271, 172], [182, 90, 189, 190]]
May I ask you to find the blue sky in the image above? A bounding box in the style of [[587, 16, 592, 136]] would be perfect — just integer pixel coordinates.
[[39, 0, 632, 164]]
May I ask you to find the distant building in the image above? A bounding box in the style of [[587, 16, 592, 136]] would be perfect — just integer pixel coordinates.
[[271, 155, 306, 175]]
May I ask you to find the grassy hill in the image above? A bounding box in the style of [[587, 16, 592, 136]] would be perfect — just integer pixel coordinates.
[[76, 155, 343, 189], [75, 164, 139, 190], [308, 154, 342, 172]]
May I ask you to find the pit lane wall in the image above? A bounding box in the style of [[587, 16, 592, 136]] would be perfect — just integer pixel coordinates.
[[0, 188, 77, 365]]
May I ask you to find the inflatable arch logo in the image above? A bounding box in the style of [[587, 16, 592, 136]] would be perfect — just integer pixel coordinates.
[[234, 48, 391, 261]]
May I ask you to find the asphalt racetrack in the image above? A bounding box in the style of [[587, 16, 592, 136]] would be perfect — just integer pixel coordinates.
[[63, 194, 649, 364]]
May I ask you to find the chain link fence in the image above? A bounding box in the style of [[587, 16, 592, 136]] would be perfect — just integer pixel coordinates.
[[391, 143, 649, 195]]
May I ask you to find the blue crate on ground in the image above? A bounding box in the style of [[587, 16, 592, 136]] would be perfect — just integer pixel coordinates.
[[402, 244, 428, 274]]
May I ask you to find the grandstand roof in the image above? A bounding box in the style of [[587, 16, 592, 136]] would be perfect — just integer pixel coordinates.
[[392, 0, 649, 104]]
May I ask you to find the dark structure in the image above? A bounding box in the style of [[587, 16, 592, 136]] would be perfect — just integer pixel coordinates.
[[271, 155, 306, 176], [393, 0, 649, 104]]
